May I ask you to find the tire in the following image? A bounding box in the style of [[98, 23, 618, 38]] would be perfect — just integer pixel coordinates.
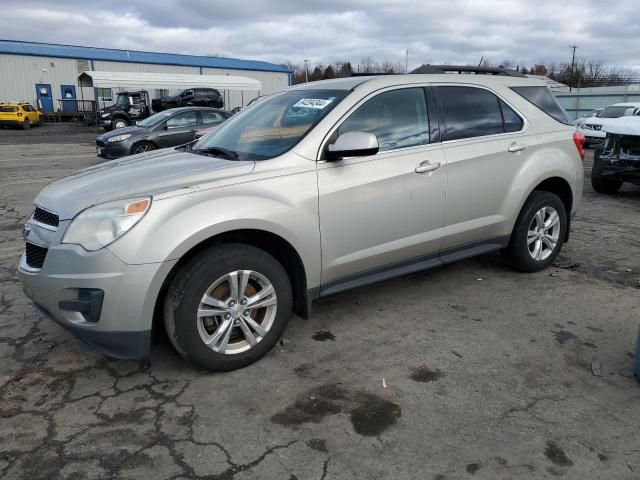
[[503, 191, 567, 272], [112, 118, 129, 129], [131, 141, 156, 155], [22, 118, 30, 130], [164, 243, 293, 371], [591, 148, 623, 194]]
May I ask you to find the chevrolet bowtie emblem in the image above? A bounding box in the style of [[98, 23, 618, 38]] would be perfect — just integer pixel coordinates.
[[22, 225, 31, 240]]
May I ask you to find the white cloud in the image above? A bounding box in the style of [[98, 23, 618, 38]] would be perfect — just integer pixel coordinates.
[[0, 0, 638, 73]]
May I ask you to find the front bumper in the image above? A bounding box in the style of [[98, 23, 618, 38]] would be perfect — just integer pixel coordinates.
[[578, 127, 606, 143], [96, 140, 132, 160], [18, 240, 176, 360]]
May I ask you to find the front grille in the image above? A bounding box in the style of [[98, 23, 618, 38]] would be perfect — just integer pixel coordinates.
[[96, 140, 107, 147], [32, 207, 59, 227], [25, 242, 48, 269]]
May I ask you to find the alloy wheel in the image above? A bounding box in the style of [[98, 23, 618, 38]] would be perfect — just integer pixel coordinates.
[[527, 206, 560, 261], [196, 270, 277, 354], [134, 144, 153, 154]]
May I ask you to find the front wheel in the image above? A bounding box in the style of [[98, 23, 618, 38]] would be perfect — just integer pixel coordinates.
[[112, 118, 129, 129], [503, 191, 567, 272], [131, 141, 155, 155], [164, 243, 293, 371], [22, 118, 30, 130]]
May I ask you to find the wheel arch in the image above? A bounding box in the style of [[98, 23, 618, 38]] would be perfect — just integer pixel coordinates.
[[130, 139, 157, 154], [151, 228, 311, 342], [527, 176, 574, 242], [111, 115, 129, 127]]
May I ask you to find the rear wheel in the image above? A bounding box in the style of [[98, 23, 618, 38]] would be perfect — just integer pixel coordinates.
[[22, 118, 30, 130], [591, 148, 623, 194], [164, 243, 293, 371], [503, 191, 567, 272], [131, 141, 155, 155]]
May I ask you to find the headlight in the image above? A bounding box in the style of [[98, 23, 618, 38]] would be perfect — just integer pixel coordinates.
[[101, 113, 111, 118], [62, 197, 151, 251], [107, 134, 132, 143]]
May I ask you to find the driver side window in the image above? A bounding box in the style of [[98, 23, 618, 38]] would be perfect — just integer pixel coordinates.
[[338, 88, 429, 152]]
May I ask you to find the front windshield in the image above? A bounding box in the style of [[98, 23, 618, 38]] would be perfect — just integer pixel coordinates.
[[137, 110, 175, 128], [193, 89, 349, 161], [115, 94, 129, 107], [599, 106, 632, 118]]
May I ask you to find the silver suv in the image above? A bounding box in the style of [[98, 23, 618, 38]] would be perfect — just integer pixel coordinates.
[[19, 69, 585, 371]]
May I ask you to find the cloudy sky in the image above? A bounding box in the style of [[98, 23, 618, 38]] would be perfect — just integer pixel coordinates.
[[1, 0, 638, 72]]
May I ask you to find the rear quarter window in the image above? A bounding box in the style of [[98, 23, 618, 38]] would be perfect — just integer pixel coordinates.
[[0, 106, 18, 112], [510, 86, 572, 125]]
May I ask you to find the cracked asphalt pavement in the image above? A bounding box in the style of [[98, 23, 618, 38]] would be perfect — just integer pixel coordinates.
[[1, 124, 640, 479]]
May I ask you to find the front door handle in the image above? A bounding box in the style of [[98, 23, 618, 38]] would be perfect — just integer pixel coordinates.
[[415, 161, 442, 174], [508, 142, 528, 153]]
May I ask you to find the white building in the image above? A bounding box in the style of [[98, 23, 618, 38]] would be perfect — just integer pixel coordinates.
[[0, 39, 292, 112]]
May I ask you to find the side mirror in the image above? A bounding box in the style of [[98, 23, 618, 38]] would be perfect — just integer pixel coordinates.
[[326, 131, 379, 161]]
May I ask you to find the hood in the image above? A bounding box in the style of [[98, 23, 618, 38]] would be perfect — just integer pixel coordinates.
[[602, 117, 640, 136], [97, 125, 148, 141], [35, 149, 255, 220], [100, 104, 125, 114]]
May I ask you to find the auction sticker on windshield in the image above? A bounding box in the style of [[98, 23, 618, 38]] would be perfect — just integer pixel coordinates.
[[293, 98, 335, 109]]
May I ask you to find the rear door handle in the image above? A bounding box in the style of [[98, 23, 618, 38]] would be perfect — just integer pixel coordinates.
[[508, 142, 527, 153], [415, 161, 442, 174]]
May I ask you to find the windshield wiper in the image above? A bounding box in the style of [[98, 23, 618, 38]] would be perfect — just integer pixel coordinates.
[[192, 147, 239, 160]]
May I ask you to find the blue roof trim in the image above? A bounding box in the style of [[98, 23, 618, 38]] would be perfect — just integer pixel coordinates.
[[0, 39, 290, 74]]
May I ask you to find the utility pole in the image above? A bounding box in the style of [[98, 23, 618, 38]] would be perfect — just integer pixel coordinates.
[[405, 49, 409, 73], [304, 59, 309, 83], [568, 45, 578, 92]]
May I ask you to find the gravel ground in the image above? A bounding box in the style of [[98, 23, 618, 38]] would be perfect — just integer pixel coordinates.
[[1, 124, 639, 479]]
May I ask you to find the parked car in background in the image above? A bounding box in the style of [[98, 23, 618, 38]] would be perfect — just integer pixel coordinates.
[[99, 90, 152, 131], [96, 107, 231, 159], [577, 102, 640, 147], [19, 69, 584, 371], [229, 95, 266, 115], [0, 103, 41, 129], [574, 108, 603, 127], [591, 116, 640, 194], [152, 88, 223, 113]]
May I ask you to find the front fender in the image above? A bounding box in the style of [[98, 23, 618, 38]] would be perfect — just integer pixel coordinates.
[[107, 173, 321, 288]]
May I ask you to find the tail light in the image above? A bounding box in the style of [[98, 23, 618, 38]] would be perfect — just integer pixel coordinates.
[[17, 112, 22, 117], [573, 131, 585, 160]]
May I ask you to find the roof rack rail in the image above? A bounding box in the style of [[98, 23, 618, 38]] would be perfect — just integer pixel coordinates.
[[410, 64, 525, 77], [350, 72, 399, 77]]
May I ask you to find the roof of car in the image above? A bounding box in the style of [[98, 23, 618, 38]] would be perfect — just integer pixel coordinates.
[[290, 74, 547, 92], [610, 102, 640, 107], [156, 107, 230, 115]]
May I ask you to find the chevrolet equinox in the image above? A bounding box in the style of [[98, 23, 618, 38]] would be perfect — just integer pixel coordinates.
[[19, 69, 585, 371]]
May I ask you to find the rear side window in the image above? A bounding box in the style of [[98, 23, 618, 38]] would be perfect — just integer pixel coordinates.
[[201, 110, 224, 124], [437, 86, 505, 141], [510, 86, 572, 125], [338, 88, 429, 152]]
